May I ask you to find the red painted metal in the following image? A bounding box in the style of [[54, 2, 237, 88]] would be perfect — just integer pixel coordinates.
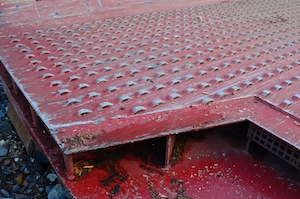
[[63, 129, 300, 199], [0, 0, 300, 198]]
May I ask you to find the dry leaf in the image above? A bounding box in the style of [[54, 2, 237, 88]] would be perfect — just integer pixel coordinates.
[[16, 174, 23, 185]]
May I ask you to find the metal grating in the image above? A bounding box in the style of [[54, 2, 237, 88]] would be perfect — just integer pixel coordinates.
[[247, 125, 300, 170], [0, 0, 300, 186]]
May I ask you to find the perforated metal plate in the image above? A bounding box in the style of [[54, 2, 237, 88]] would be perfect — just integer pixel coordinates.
[[0, 0, 300, 197], [248, 124, 300, 170]]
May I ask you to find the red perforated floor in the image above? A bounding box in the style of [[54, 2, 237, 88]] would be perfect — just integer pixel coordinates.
[[0, 0, 300, 198]]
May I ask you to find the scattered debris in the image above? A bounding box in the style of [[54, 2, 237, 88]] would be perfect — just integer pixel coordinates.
[[170, 135, 187, 166], [74, 160, 94, 177]]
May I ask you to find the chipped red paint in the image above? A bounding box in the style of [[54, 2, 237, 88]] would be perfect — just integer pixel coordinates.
[[0, 0, 300, 198]]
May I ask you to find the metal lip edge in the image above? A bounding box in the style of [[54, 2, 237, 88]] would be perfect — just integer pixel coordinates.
[[0, 58, 54, 130]]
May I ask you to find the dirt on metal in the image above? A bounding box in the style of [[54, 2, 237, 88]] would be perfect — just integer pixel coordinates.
[[62, 134, 96, 149], [170, 135, 187, 166], [1, 0, 300, 198]]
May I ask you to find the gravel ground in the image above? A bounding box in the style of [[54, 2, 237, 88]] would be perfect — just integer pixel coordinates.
[[0, 82, 70, 199]]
